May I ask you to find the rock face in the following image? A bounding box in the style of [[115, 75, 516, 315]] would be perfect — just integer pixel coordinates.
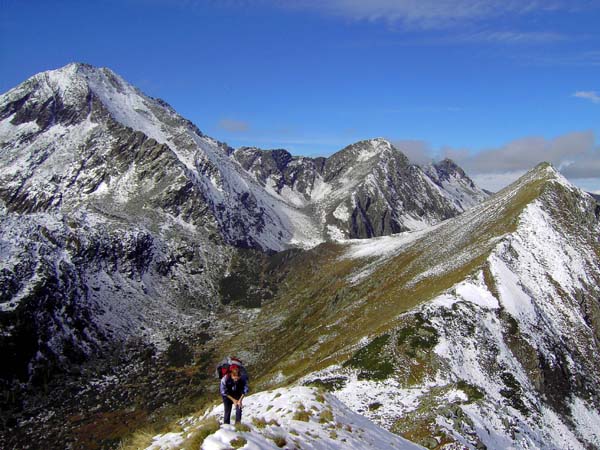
[[0, 63, 259, 448], [0, 62, 300, 252], [317, 139, 456, 238], [423, 158, 489, 211], [1, 64, 489, 253]]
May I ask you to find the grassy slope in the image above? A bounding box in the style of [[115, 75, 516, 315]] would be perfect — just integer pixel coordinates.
[[222, 164, 555, 388]]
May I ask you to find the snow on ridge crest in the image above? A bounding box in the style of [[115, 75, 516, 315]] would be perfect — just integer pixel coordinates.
[[355, 137, 394, 162], [146, 386, 423, 450], [310, 185, 600, 448], [24, 63, 192, 157]]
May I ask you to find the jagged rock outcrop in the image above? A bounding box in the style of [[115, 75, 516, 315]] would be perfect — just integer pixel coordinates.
[[424, 158, 489, 211]]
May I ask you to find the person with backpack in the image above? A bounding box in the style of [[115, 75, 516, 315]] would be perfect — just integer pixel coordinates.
[[220, 365, 249, 424]]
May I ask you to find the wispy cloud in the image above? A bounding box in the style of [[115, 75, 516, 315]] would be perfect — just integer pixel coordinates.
[[218, 118, 251, 133], [391, 139, 436, 165], [452, 30, 569, 45], [470, 171, 528, 192], [573, 90, 600, 104], [384, 106, 463, 113], [280, 0, 581, 29], [448, 131, 599, 177], [515, 50, 600, 67], [189, 0, 586, 29]]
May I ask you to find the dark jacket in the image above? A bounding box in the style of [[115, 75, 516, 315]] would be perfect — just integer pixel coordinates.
[[220, 374, 249, 400]]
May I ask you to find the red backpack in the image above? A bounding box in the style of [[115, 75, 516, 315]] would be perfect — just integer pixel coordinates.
[[216, 356, 248, 380]]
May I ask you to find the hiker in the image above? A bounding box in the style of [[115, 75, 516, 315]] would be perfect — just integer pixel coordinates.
[[220, 365, 249, 424]]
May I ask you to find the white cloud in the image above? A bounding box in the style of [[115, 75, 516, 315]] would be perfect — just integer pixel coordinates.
[[573, 91, 600, 104], [567, 179, 600, 195], [559, 157, 600, 179], [393, 130, 599, 192], [452, 30, 568, 44], [453, 131, 597, 174], [471, 171, 527, 192], [520, 50, 600, 67]]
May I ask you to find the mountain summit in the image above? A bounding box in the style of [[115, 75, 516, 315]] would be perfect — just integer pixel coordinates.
[[235, 137, 489, 240], [0, 62, 298, 251]]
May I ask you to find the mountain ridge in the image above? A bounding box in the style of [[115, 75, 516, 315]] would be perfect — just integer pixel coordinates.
[[215, 162, 600, 449]]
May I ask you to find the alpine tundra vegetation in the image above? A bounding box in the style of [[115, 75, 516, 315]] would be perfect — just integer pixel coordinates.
[[1, 63, 599, 450]]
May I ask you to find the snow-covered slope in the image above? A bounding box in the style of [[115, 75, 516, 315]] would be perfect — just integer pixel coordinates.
[[0, 63, 490, 389], [0, 62, 322, 391], [0, 62, 283, 411], [0, 62, 491, 447], [423, 158, 489, 211], [146, 386, 424, 450], [0, 62, 311, 251], [1, 63, 489, 254]]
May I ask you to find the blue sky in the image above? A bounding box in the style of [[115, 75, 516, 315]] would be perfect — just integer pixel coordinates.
[[1, 0, 599, 192]]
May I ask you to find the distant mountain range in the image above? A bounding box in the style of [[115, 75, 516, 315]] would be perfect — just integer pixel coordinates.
[[1, 63, 598, 450]]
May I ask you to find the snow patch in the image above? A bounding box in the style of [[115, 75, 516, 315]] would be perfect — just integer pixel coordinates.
[[344, 228, 433, 260], [326, 224, 346, 241], [333, 202, 351, 222], [570, 397, 600, 446], [146, 386, 423, 450]]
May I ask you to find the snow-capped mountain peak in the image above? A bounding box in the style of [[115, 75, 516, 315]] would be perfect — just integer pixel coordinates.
[[339, 137, 397, 163], [423, 157, 489, 211], [1, 62, 491, 251]]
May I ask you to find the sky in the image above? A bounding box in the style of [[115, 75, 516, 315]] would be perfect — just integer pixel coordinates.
[[1, 0, 599, 192]]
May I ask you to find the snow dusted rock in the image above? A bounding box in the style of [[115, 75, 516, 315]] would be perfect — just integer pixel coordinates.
[[0, 63, 242, 393], [234, 138, 489, 241], [0, 62, 490, 254], [423, 158, 489, 211], [0, 62, 304, 251], [0, 208, 228, 387], [317, 138, 456, 239], [1, 63, 489, 258], [146, 386, 424, 450], [233, 147, 324, 206], [0, 62, 316, 389]]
